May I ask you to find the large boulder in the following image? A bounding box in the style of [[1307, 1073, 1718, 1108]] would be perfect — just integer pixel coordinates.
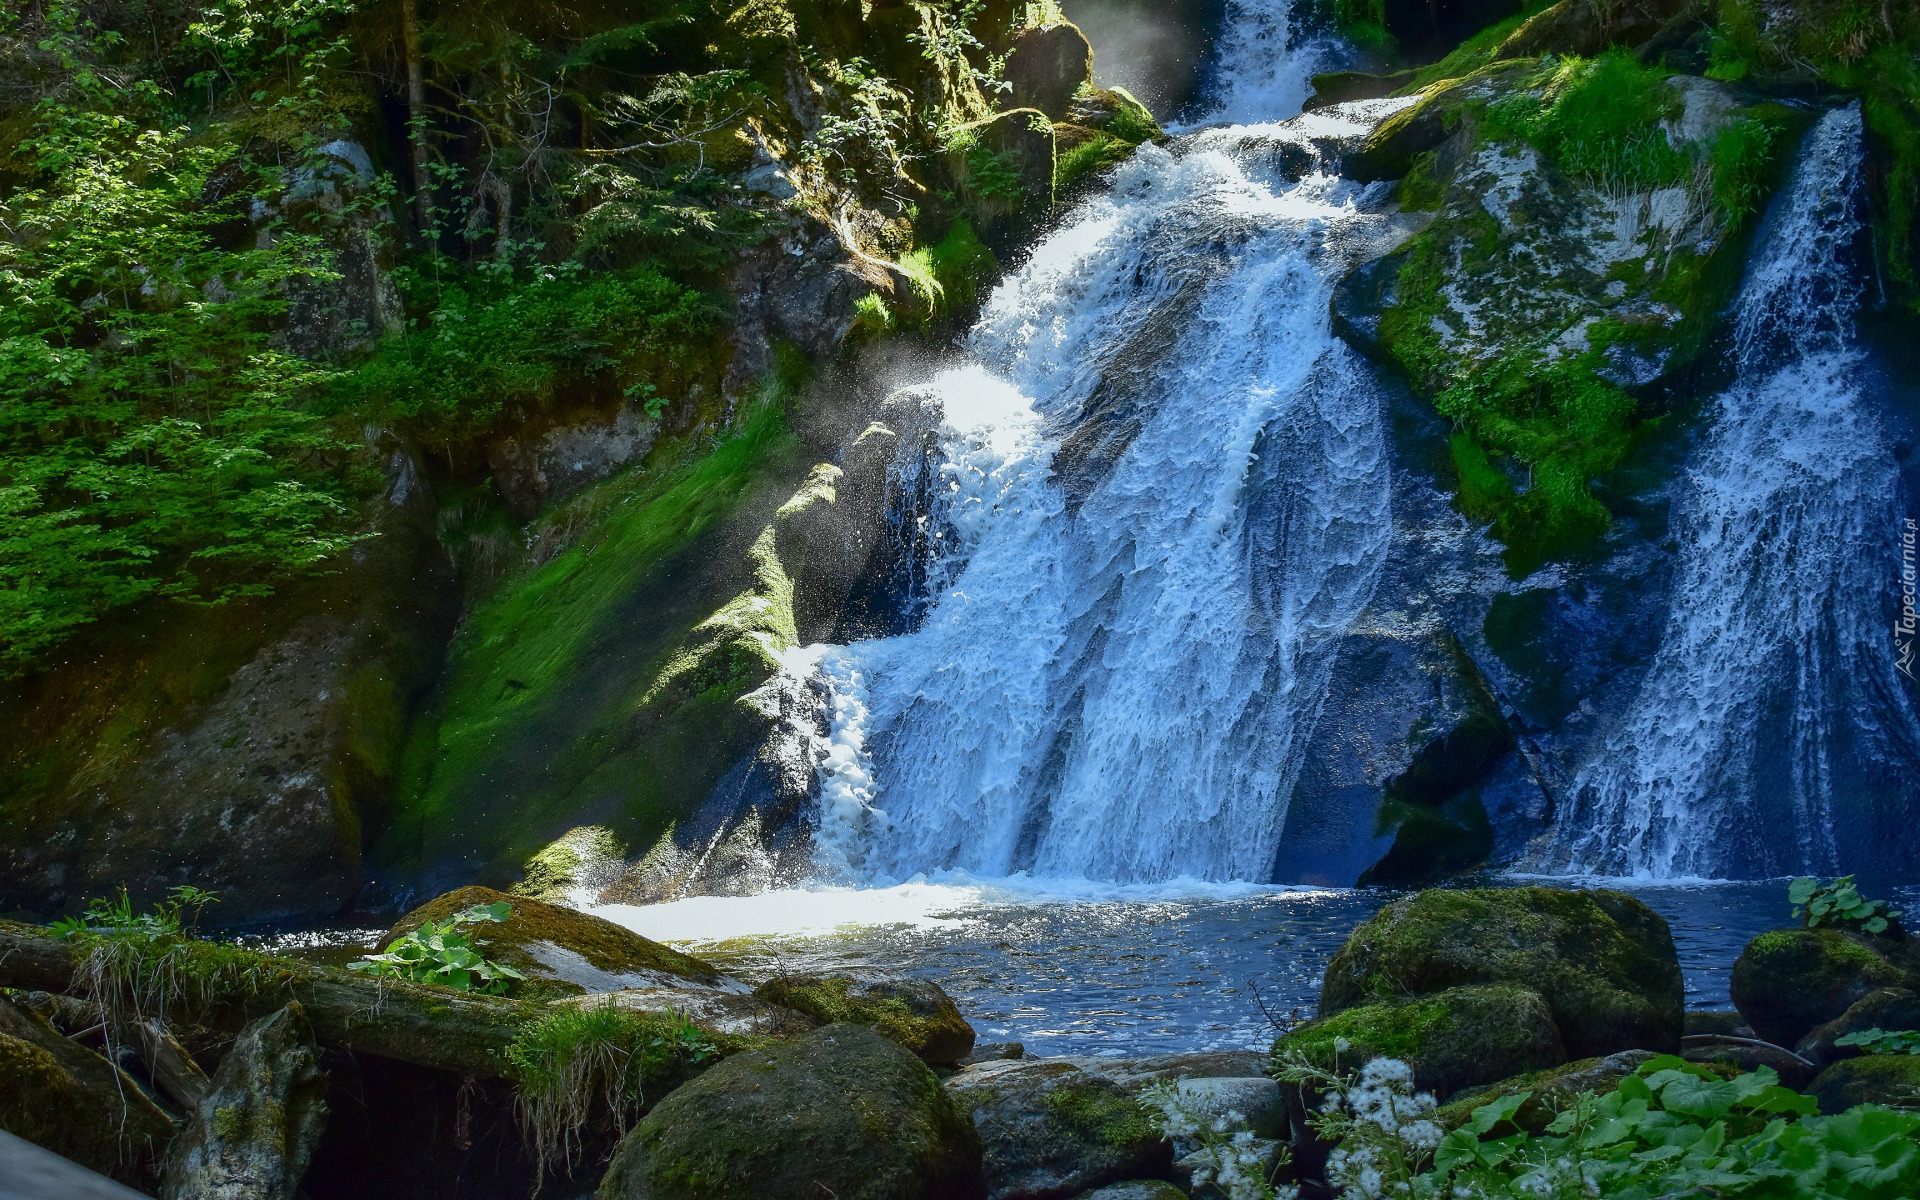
[[597, 1023, 983, 1200], [1319, 887, 1684, 1059], [1004, 23, 1093, 119], [1274, 983, 1566, 1099], [942, 1057, 1171, 1199], [1493, 0, 1690, 60], [163, 1003, 328, 1200], [381, 886, 740, 999], [1807, 1055, 1920, 1114], [0, 997, 174, 1189], [1729, 927, 1916, 1049], [947, 109, 1055, 234], [754, 973, 974, 1066]]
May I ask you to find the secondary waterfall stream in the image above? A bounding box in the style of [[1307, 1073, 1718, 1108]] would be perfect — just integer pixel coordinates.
[[1550, 104, 1920, 879], [801, 29, 1398, 886]]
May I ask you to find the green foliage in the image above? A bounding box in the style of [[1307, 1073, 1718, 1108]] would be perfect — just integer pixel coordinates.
[[1055, 133, 1128, 193], [946, 125, 1031, 201], [1834, 1028, 1920, 1056], [1791, 875, 1903, 934], [348, 900, 527, 993], [501, 999, 731, 1176], [335, 262, 720, 442], [50, 886, 220, 941], [1283, 1051, 1919, 1199], [1106, 98, 1160, 146], [1484, 53, 1690, 195], [0, 95, 366, 674]]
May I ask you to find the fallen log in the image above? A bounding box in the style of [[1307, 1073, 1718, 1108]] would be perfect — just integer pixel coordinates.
[[0, 919, 537, 1080]]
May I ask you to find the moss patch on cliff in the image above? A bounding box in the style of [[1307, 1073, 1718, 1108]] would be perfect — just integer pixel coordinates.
[[381, 394, 808, 877]]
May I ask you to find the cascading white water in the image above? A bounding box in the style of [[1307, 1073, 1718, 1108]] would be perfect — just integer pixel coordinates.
[[1550, 104, 1920, 880], [1186, 0, 1342, 127], [805, 32, 1407, 883]]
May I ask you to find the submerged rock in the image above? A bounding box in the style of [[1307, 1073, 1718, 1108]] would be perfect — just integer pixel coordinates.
[[381, 886, 740, 999], [0, 997, 173, 1189], [1729, 927, 1916, 1048], [1319, 887, 1684, 1059], [162, 1003, 328, 1200], [943, 1057, 1171, 1200], [754, 973, 975, 1066], [1277, 983, 1567, 1098], [597, 1023, 984, 1200]]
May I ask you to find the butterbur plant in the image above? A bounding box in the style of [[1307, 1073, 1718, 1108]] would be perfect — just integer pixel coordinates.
[[1138, 1080, 1297, 1200], [349, 900, 526, 994], [1834, 1027, 1920, 1055], [1790, 874, 1902, 933]]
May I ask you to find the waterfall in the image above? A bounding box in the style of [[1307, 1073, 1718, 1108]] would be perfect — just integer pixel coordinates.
[[805, 20, 1405, 883], [1550, 104, 1920, 880]]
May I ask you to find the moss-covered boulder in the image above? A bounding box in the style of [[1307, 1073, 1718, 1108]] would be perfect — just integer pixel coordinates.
[[1275, 984, 1565, 1099], [1431, 1050, 1659, 1134], [948, 109, 1056, 234], [383, 886, 736, 1000], [754, 973, 974, 1066], [1493, 0, 1690, 59], [1807, 1055, 1920, 1113], [1729, 927, 1915, 1049], [943, 1058, 1170, 1199], [596, 1023, 984, 1200], [1797, 987, 1920, 1068], [1319, 887, 1683, 1059], [0, 997, 173, 1188], [553, 987, 818, 1040], [163, 1003, 329, 1200]]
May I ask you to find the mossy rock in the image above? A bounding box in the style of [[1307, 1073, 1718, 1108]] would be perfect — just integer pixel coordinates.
[[1320, 887, 1683, 1058], [1798, 987, 1920, 1068], [596, 1023, 984, 1200], [1004, 21, 1093, 119], [1431, 1049, 1661, 1133], [1274, 984, 1565, 1099], [0, 997, 173, 1188], [1807, 1054, 1920, 1113], [943, 1057, 1170, 1199], [1729, 927, 1915, 1049], [754, 973, 974, 1066], [383, 886, 734, 1000]]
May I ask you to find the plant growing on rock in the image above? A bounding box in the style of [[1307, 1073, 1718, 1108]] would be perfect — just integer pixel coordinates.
[[1789, 875, 1902, 934], [1834, 1028, 1920, 1056], [348, 900, 526, 993], [1278, 1051, 1920, 1198], [1139, 1079, 1296, 1200], [500, 998, 731, 1178]]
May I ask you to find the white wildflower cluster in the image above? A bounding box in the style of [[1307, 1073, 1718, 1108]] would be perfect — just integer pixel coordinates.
[[1137, 1081, 1298, 1200], [1283, 1055, 1442, 1199]]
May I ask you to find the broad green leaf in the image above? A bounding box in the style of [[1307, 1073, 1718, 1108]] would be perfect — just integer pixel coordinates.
[[1468, 1090, 1532, 1135]]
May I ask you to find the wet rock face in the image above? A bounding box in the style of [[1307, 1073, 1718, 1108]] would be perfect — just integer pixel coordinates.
[[754, 973, 976, 1066], [597, 1023, 984, 1200], [0, 447, 458, 924], [1730, 926, 1919, 1048], [1005, 23, 1094, 119], [486, 400, 664, 521], [163, 1003, 329, 1200], [380, 886, 740, 1000], [0, 997, 174, 1189], [267, 140, 404, 361], [1319, 886, 1684, 1059]]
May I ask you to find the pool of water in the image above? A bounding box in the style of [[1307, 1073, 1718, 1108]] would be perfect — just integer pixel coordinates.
[[586, 876, 1920, 1058], [247, 877, 1919, 1059]]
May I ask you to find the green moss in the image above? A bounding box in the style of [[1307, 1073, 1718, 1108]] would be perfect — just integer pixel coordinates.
[[515, 825, 626, 902], [1275, 984, 1567, 1098], [382, 395, 809, 875], [1279, 993, 1460, 1068], [1396, 151, 1447, 212], [1043, 1083, 1160, 1148], [1055, 132, 1128, 193], [1400, 3, 1552, 93], [211, 1105, 247, 1142]]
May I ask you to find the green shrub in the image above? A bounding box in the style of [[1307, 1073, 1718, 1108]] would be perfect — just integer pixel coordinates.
[[1485, 53, 1690, 194], [1279, 1051, 1920, 1198], [1791, 875, 1903, 934]]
